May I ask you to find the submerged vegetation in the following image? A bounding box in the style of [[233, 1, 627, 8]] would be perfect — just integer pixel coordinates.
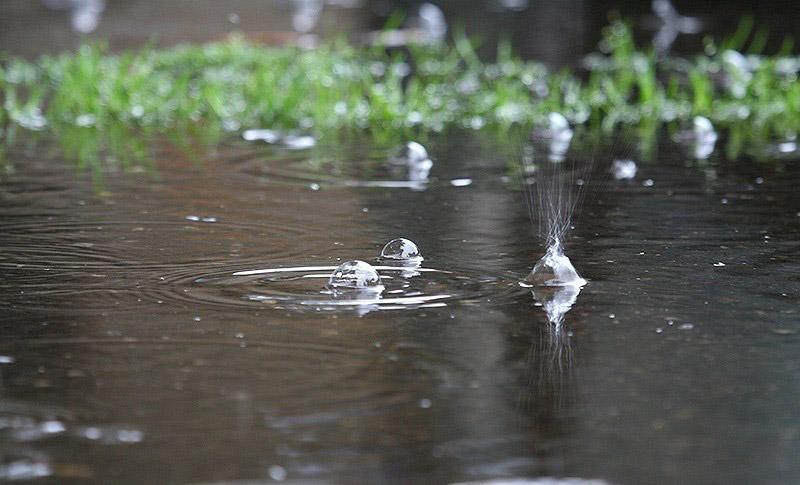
[[1, 19, 798, 170]]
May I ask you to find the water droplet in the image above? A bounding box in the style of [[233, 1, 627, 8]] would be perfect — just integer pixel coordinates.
[[0, 356, 15, 364], [642, 179, 655, 187], [713, 262, 726, 267], [309, 183, 320, 191], [41, 420, 66, 434], [282, 135, 316, 150], [611, 159, 638, 180], [380, 238, 423, 261], [419, 398, 432, 409], [418, 3, 447, 41], [393, 141, 429, 164], [678, 323, 694, 330], [242, 129, 280, 143], [327, 260, 383, 290], [450, 178, 472, 187], [269, 464, 287, 481]]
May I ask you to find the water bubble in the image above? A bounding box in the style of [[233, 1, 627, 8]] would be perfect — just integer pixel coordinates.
[[531, 113, 573, 162], [292, 0, 323, 33], [242, 129, 280, 143], [327, 260, 383, 290], [693, 116, 718, 143], [393, 141, 429, 164], [389, 142, 433, 189], [418, 3, 447, 42], [268, 464, 287, 481], [611, 159, 638, 180], [526, 244, 586, 287], [380, 238, 423, 262]]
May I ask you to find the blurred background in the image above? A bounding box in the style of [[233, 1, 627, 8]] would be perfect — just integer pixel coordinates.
[[4, 0, 800, 64]]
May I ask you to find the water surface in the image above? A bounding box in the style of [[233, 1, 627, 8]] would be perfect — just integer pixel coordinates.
[[0, 134, 799, 484]]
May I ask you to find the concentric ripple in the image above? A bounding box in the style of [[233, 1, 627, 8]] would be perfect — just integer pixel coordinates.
[[148, 262, 527, 312]]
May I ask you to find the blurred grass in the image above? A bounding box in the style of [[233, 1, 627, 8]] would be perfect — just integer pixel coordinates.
[[0, 19, 798, 172]]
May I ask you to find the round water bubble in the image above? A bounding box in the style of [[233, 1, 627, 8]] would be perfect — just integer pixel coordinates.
[[327, 260, 383, 290], [392, 141, 429, 165], [380, 238, 423, 262]]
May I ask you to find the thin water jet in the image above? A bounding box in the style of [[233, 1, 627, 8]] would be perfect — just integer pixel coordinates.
[[522, 115, 589, 301]]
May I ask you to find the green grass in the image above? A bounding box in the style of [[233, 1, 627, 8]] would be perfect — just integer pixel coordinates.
[[1, 19, 798, 171]]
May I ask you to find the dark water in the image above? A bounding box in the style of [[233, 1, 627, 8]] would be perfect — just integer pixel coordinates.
[[1, 132, 799, 485]]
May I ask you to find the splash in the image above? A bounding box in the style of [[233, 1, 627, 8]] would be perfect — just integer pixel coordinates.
[[525, 242, 586, 288], [522, 114, 589, 290]]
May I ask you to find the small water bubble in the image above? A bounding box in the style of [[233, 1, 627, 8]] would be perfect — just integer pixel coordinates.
[[309, 183, 320, 191], [713, 262, 726, 267], [41, 421, 66, 434], [0, 356, 15, 364], [228, 12, 240, 24], [393, 141, 429, 164], [235, 333, 245, 339], [283, 135, 316, 150], [655, 328, 663, 334], [380, 238, 423, 261], [242, 129, 280, 143], [450, 178, 472, 187], [642, 179, 655, 187], [82, 427, 102, 440], [609, 314, 616, 319], [185, 215, 200, 222], [755, 177, 764, 184], [678, 323, 694, 330], [418, 2, 447, 42], [268, 464, 287, 481], [192, 316, 201, 322], [327, 260, 383, 290], [75, 114, 96, 127], [611, 159, 638, 180], [419, 398, 432, 409], [116, 429, 143, 443]]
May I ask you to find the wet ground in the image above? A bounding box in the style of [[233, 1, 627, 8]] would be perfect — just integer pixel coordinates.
[[1, 131, 799, 484]]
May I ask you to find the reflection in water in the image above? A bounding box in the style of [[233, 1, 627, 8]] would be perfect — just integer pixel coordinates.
[[532, 285, 581, 329], [520, 285, 581, 417]]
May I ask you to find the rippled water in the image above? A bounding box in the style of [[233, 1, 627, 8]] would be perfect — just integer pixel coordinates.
[[1, 133, 799, 484]]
